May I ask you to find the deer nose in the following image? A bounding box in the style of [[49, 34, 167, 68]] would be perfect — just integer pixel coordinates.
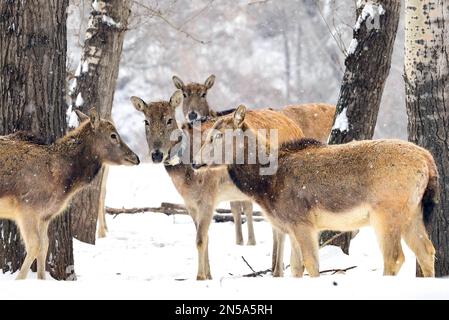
[[151, 150, 164, 163], [188, 111, 198, 121], [192, 161, 206, 170]]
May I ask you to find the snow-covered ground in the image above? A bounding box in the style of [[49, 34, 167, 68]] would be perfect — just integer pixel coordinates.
[[1, 164, 449, 299]]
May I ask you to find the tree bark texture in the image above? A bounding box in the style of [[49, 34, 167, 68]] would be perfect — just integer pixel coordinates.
[[68, 0, 131, 244], [321, 0, 400, 254], [0, 0, 75, 280], [404, 0, 449, 277]]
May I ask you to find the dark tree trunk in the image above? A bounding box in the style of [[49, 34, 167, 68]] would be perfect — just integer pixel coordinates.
[[295, 15, 302, 97], [0, 0, 75, 280], [280, 8, 291, 103], [320, 0, 400, 254], [68, 0, 131, 244], [405, 0, 449, 277]]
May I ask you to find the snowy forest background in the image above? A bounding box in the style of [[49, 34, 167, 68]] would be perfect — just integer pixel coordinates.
[[4, 0, 449, 299], [68, 0, 406, 158]]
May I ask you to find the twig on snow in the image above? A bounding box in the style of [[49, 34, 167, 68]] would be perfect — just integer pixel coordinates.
[[241, 256, 257, 274]]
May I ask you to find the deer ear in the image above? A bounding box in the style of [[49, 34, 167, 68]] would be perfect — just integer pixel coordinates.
[[75, 109, 90, 123], [172, 75, 185, 90], [130, 96, 146, 112], [212, 118, 224, 131], [233, 105, 246, 128], [88, 108, 101, 129], [170, 90, 183, 108], [204, 74, 215, 89]]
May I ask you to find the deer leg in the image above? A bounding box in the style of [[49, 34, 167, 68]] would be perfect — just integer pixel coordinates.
[[289, 233, 304, 277], [196, 212, 213, 280], [403, 214, 435, 277], [189, 204, 214, 281], [97, 208, 108, 238], [205, 247, 212, 279], [16, 217, 40, 280], [290, 225, 319, 277], [230, 201, 244, 245], [195, 206, 212, 279], [97, 166, 109, 238], [272, 228, 285, 277], [371, 212, 405, 276], [243, 201, 256, 246], [37, 220, 50, 280]]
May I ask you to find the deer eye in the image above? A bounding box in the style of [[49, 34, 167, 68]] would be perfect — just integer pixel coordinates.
[[110, 133, 118, 140], [183, 92, 188, 98], [201, 92, 207, 98], [144, 120, 150, 126], [167, 118, 173, 125]]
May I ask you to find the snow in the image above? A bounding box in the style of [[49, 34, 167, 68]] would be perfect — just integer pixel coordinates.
[[68, 78, 77, 95], [66, 105, 80, 128], [332, 107, 349, 132], [75, 92, 84, 107], [81, 60, 89, 74], [75, 60, 90, 77], [92, 0, 106, 13], [74, 62, 82, 77], [347, 38, 358, 56], [1, 164, 449, 299], [354, 3, 385, 31], [102, 15, 121, 28], [68, 112, 80, 128]]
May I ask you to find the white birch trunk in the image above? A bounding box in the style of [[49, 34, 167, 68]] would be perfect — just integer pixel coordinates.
[[405, 0, 449, 277]]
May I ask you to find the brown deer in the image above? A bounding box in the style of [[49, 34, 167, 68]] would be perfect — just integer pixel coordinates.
[[0, 110, 140, 280], [173, 74, 218, 123], [193, 105, 437, 277], [173, 74, 256, 246], [172, 75, 335, 142], [131, 91, 304, 280], [172, 75, 336, 276]]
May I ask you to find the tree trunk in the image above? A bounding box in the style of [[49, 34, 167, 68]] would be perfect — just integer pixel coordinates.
[[281, 15, 291, 102], [320, 0, 400, 254], [295, 15, 302, 98], [68, 0, 131, 244], [0, 0, 75, 280], [404, 0, 449, 277]]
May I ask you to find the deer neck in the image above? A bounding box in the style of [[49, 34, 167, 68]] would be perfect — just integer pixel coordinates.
[[228, 162, 275, 206], [53, 124, 103, 193]]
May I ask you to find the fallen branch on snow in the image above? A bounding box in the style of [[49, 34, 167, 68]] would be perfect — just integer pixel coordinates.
[[317, 265, 357, 275], [319, 232, 346, 248], [243, 268, 272, 277], [106, 202, 188, 217], [241, 263, 357, 278], [105, 202, 265, 223], [213, 215, 265, 223]]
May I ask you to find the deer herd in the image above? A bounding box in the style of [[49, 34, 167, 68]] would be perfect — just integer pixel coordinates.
[[0, 75, 438, 280]]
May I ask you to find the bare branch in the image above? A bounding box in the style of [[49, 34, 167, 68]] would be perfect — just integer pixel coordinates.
[[106, 202, 188, 216], [320, 231, 346, 248], [215, 208, 263, 216], [321, 265, 357, 275], [213, 214, 265, 223], [247, 0, 270, 5], [242, 265, 357, 278], [241, 256, 257, 274], [243, 268, 272, 277], [132, 0, 210, 44], [312, 0, 347, 56], [178, 0, 215, 29], [105, 203, 266, 223]]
